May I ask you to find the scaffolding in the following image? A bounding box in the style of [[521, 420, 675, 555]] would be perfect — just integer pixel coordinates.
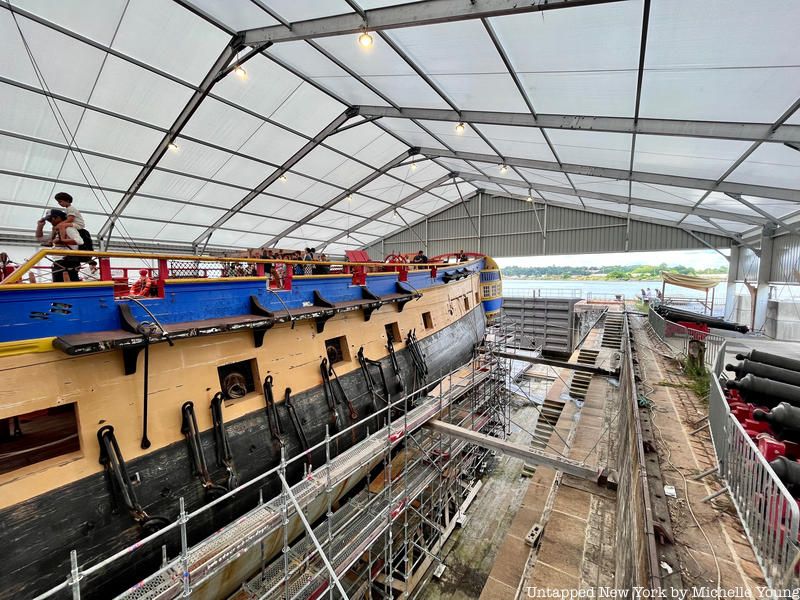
[[34, 326, 512, 600], [229, 340, 511, 599]]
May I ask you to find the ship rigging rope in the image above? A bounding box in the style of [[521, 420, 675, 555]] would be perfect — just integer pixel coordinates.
[[265, 285, 297, 328], [0, 433, 78, 459], [122, 295, 173, 343], [8, 1, 144, 255]]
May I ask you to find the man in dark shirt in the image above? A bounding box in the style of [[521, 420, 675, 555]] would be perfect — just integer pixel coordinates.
[[411, 250, 428, 265], [314, 253, 331, 275]]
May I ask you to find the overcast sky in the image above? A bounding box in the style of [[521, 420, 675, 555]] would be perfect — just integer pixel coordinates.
[[495, 249, 730, 269]]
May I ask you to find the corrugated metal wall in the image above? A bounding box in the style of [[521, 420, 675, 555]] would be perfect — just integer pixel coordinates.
[[365, 193, 731, 258], [727, 234, 800, 285], [770, 234, 800, 284]]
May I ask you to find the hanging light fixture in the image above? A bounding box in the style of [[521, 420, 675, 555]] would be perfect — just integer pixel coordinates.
[[346, 193, 353, 203], [358, 30, 373, 48], [233, 64, 248, 80], [168, 142, 180, 153], [410, 156, 417, 171], [279, 174, 288, 182], [500, 164, 508, 174], [455, 122, 465, 135], [526, 189, 533, 202]]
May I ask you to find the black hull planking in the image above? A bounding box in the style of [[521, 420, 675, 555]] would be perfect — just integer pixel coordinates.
[[0, 307, 485, 600]]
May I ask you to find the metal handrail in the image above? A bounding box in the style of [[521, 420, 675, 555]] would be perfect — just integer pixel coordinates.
[[647, 306, 724, 368], [0, 248, 482, 286]]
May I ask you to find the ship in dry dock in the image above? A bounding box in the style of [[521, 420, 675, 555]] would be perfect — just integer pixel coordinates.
[[0, 249, 503, 599]]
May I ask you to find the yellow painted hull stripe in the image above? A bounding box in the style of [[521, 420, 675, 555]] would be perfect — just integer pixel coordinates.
[[0, 337, 56, 357]]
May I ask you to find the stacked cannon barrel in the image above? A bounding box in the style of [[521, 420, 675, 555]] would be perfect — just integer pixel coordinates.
[[724, 350, 800, 495]]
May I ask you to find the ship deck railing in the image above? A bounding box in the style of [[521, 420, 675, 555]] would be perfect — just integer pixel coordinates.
[[30, 351, 503, 600], [0, 248, 482, 295]]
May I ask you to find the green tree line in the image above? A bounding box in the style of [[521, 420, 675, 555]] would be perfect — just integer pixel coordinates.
[[502, 263, 727, 279]]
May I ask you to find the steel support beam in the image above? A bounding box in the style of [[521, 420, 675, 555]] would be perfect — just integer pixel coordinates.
[[456, 172, 767, 225], [681, 228, 731, 261], [754, 225, 777, 332], [424, 420, 607, 483], [485, 350, 615, 376], [725, 193, 800, 238], [241, 0, 625, 45], [263, 149, 414, 248], [699, 217, 760, 254], [193, 108, 356, 247], [355, 106, 800, 145], [725, 244, 742, 321], [97, 37, 247, 244], [321, 174, 452, 248], [419, 147, 800, 203]]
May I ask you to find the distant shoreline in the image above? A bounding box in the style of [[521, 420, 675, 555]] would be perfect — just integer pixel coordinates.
[[503, 275, 726, 282]]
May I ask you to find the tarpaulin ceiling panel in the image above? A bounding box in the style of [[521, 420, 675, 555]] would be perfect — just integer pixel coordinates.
[[1, 0, 798, 252]]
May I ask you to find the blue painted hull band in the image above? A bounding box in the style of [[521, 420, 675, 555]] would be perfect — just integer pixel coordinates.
[[0, 262, 484, 343]]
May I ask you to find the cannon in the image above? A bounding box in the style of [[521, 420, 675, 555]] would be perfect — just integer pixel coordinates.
[[726, 375, 800, 408], [735, 349, 800, 374], [654, 304, 748, 333], [753, 403, 800, 440], [727, 359, 800, 388], [769, 456, 800, 495]]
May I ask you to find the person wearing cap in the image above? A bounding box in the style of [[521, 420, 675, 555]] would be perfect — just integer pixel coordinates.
[[130, 269, 153, 297], [35, 208, 83, 282], [52, 192, 86, 241]]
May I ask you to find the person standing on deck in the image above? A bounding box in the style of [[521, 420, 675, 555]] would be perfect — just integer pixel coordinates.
[[0, 252, 18, 282], [35, 209, 83, 282]]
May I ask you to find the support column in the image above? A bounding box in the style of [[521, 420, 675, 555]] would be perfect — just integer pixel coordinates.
[[753, 226, 776, 332], [725, 244, 741, 322]]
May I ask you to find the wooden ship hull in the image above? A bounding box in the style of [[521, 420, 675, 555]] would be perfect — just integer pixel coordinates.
[[0, 252, 495, 599]]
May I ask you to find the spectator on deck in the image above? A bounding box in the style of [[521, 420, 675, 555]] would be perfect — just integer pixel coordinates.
[[0, 252, 18, 282], [411, 250, 428, 266], [261, 250, 275, 281], [35, 209, 84, 282], [314, 254, 330, 275], [80, 259, 99, 281], [303, 247, 314, 275], [294, 251, 305, 276], [130, 269, 153, 297], [457, 249, 468, 262]]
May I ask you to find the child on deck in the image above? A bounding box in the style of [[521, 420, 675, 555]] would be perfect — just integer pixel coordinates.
[[52, 192, 86, 240]]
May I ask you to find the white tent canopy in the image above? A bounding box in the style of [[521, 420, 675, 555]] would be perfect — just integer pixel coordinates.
[[1, 0, 799, 256]]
